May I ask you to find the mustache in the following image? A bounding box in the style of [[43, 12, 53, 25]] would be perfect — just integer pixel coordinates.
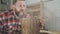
[[15, 8, 24, 11]]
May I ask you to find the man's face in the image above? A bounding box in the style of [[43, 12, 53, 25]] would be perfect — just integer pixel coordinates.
[[15, 1, 26, 13]]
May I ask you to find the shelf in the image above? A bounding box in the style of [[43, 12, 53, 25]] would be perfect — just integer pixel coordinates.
[[40, 30, 52, 34]]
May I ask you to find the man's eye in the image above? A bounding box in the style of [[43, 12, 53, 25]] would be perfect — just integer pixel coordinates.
[[19, 5, 25, 7], [23, 5, 25, 7], [20, 5, 22, 7]]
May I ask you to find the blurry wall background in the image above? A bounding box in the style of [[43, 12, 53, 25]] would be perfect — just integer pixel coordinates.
[[43, 0, 60, 31], [0, 0, 12, 11], [26, 0, 60, 32]]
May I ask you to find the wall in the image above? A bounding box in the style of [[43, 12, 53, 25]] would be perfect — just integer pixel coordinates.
[[43, 0, 60, 31], [0, 0, 12, 11], [26, 0, 40, 6]]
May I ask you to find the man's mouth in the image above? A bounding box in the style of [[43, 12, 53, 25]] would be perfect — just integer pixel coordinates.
[[20, 9, 24, 12]]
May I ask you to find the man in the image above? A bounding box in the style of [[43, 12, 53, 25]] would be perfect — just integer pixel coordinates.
[[0, 0, 29, 34]]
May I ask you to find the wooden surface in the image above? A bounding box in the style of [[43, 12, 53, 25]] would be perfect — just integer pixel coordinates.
[[21, 12, 40, 34], [40, 30, 60, 34], [21, 18, 31, 34], [40, 30, 52, 34]]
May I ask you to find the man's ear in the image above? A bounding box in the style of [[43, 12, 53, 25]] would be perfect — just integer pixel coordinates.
[[10, 4, 16, 9]]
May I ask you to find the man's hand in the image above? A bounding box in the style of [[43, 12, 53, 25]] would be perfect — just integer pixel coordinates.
[[40, 19, 44, 29], [10, 4, 15, 10]]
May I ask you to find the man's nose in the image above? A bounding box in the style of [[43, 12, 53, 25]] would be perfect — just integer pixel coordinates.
[[20, 8, 24, 11], [21, 7, 24, 10]]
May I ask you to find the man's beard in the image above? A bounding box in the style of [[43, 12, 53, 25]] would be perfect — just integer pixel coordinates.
[[15, 12, 19, 17], [14, 9, 24, 19]]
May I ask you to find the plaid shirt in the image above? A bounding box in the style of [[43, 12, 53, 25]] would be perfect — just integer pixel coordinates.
[[0, 9, 29, 32]]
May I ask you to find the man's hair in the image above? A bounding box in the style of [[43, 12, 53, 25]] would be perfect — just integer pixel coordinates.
[[17, 0, 25, 1], [13, 0, 25, 4]]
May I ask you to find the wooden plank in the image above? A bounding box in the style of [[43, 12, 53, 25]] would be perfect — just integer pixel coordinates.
[[21, 11, 40, 34], [21, 17, 31, 34]]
